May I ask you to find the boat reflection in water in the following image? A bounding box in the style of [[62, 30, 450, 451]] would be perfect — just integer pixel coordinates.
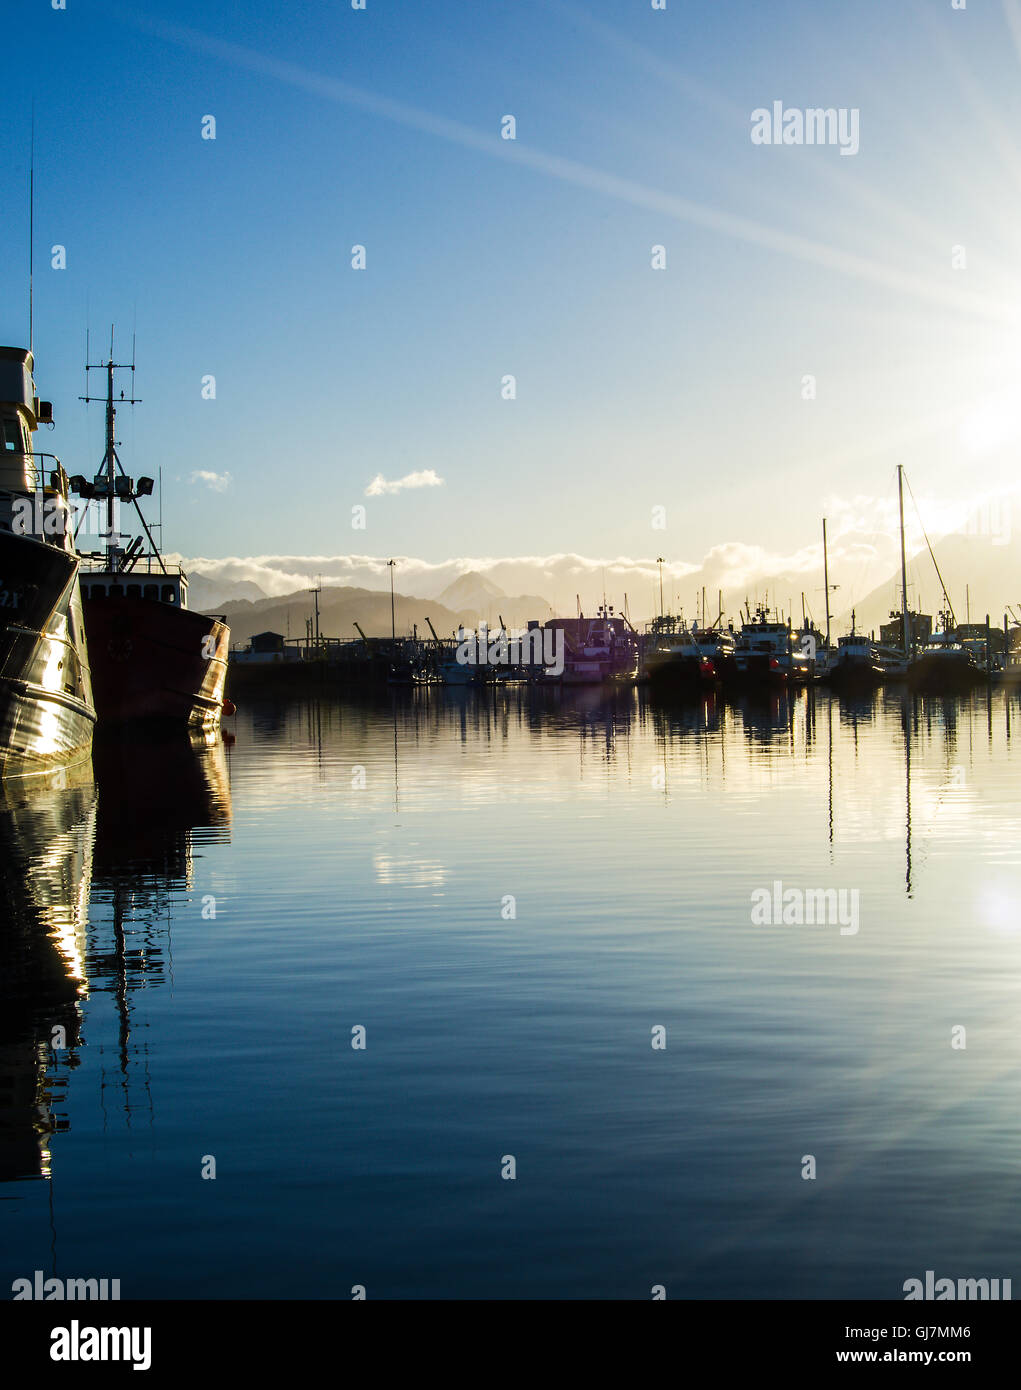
[[0, 764, 95, 1182], [87, 729, 232, 1097], [0, 731, 231, 1191]]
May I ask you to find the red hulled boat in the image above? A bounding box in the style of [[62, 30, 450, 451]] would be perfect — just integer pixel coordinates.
[[70, 345, 230, 729]]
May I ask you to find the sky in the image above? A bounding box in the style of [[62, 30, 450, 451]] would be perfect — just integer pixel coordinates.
[[4, 0, 1021, 619]]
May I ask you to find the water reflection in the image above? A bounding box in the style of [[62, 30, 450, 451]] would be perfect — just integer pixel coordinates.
[[0, 732, 232, 1185], [0, 765, 95, 1182], [4, 684, 1020, 1297], [287, 683, 1020, 910]]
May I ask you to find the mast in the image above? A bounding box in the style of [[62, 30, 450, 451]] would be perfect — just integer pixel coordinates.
[[898, 465, 910, 657], [28, 111, 34, 354], [308, 577, 321, 649], [822, 517, 831, 647], [387, 559, 396, 643], [104, 360, 116, 564], [76, 333, 164, 574]]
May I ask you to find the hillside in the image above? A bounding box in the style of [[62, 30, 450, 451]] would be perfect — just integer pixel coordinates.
[[214, 584, 554, 647], [832, 528, 1021, 637]]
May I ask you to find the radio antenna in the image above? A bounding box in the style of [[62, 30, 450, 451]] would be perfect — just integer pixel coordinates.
[[29, 105, 35, 353]]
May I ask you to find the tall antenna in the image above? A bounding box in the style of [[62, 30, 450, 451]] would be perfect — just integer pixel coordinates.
[[29, 105, 35, 352]]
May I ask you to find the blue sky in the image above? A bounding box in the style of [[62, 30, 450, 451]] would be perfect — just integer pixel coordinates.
[[4, 0, 1021, 612]]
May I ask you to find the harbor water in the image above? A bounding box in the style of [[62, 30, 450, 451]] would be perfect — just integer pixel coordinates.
[[2, 685, 1019, 1299]]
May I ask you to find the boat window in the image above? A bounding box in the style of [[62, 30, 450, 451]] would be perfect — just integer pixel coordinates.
[[126, 584, 141, 599], [162, 584, 177, 604], [1, 417, 23, 451], [90, 585, 106, 600], [144, 584, 158, 600], [109, 584, 125, 598]]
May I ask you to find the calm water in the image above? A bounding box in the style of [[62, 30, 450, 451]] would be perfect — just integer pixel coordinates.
[[2, 685, 1020, 1299]]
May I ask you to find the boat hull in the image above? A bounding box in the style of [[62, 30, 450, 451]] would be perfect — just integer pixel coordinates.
[[0, 533, 96, 780], [908, 654, 985, 693], [736, 654, 793, 686], [827, 660, 886, 692], [81, 596, 229, 727], [645, 652, 718, 689]]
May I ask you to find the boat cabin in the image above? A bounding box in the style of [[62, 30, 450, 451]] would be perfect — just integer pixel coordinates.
[[1, 346, 65, 547], [80, 567, 188, 609]]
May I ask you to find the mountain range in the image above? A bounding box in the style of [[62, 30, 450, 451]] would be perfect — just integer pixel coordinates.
[[208, 571, 554, 647], [189, 524, 1020, 644]]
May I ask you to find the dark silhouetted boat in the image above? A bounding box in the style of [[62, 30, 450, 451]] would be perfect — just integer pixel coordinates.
[[644, 617, 736, 689], [827, 613, 886, 691], [908, 622, 985, 692], [735, 604, 812, 686]]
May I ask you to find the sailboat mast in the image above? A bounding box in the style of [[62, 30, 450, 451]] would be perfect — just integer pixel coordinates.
[[898, 465, 910, 657], [822, 517, 831, 648]]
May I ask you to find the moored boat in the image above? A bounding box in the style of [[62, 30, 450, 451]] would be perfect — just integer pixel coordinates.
[[826, 613, 886, 691], [908, 627, 985, 693], [546, 607, 638, 685], [0, 347, 96, 778], [644, 617, 736, 689], [736, 605, 810, 686], [71, 349, 230, 729]]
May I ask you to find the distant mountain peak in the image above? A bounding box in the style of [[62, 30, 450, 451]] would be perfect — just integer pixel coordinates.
[[188, 573, 268, 610], [437, 571, 506, 606]]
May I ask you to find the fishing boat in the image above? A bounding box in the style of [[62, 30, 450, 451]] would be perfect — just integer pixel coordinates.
[[891, 466, 985, 694], [908, 620, 985, 692], [546, 607, 638, 685], [0, 347, 96, 778], [694, 625, 739, 684], [70, 346, 230, 728], [735, 604, 811, 686], [429, 618, 493, 686], [826, 612, 886, 691], [643, 617, 702, 687], [644, 617, 736, 689]]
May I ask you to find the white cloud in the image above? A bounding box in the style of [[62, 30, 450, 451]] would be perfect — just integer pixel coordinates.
[[364, 469, 444, 497], [189, 470, 233, 493], [175, 482, 1020, 625]]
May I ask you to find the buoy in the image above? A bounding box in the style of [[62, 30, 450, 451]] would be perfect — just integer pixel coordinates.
[[222, 698, 237, 716]]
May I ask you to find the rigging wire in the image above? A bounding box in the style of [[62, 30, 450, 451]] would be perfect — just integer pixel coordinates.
[[903, 471, 955, 626]]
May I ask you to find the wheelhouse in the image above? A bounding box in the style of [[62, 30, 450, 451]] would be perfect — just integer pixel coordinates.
[[81, 567, 188, 609]]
